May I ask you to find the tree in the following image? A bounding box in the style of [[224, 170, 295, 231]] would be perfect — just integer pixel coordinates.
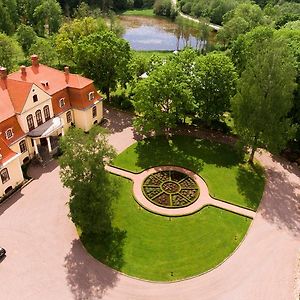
[[193, 52, 237, 123], [54, 17, 107, 64], [0, 33, 24, 71], [33, 0, 63, 35], [15, 24, 37, 55], [231, 40, 297, 163], [59, 126, 117, 238], [0, 0, 18, 35], [75, 31, 131, 100], [29, 37, 58, 66], [217, 2, 269, 45], [132, 60, 194, 134]]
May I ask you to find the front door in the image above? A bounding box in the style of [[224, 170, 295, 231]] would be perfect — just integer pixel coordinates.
[[40, 138, 47, 147]]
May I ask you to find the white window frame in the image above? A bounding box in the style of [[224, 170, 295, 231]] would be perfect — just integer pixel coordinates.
[[59, 98, 65, 108], [5, 128, 13, 140], [88, 91, 95, 101]]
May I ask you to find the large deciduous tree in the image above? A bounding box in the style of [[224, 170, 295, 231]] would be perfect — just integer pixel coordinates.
[[59, 126, 117, 237], [0, 33, 24, 71], [232, 40, 297, 163], [75, 31, 131, 100], [193, 52, 237, 123], [132, 60, 194, 135], [54, 17, 107, 64], [33, 0, 63, 35], [15, 24, 37, 55]]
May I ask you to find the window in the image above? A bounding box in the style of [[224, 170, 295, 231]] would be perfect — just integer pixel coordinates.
[[33, 94, 38, 102], [35, 110, 43, 126], [92, 106, 97, 118], [44, 105, 50, 121], [0, 168, 10, 184], [88, 91, 95, 101], [66, 111, 72, 123], [27, 114, 35, 131], [59, 98, 65, 108], [5, 129, 13, 140], [19, 140, 27, 153]]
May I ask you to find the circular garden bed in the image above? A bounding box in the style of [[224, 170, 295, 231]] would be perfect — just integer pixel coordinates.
[[142, 170, 200, 208]]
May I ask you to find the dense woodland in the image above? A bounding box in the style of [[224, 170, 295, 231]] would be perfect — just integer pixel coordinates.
[[0, 0, 299, 160]]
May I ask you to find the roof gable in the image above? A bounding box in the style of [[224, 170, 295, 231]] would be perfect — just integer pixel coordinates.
[[6, 80, 33, 113]]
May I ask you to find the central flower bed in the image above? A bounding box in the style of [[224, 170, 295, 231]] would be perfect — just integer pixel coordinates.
[[142, 170, 200, 208]]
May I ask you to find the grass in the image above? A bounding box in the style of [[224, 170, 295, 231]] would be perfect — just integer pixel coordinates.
[[121, 8, 155, 17], [113, 135, 265, 210], [83, 176, 251, 281], [133, 50, 174, 60]]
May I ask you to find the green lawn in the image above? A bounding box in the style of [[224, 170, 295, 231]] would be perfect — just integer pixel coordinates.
[[113, 135, 265, 210], [133, 50, 174, 60], [83, 176, 251, 281], [121, 8, 155, 17]]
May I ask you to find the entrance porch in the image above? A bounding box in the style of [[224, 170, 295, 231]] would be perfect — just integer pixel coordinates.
[[28, 117, 64, 162]]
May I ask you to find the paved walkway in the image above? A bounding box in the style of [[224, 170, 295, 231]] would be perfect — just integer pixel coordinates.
[[106, 165, 256, 218], [171, 0, 221, 31], [0, 106, 299, 300]]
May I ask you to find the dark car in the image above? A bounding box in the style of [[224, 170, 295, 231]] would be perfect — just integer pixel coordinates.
[[0, 247, 6, 258]]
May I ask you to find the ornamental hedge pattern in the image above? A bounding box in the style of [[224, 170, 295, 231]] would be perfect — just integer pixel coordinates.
[[142, 170, 200, 208]]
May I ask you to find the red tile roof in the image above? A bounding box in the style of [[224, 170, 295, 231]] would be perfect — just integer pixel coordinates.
[[0, 79, 16, 123], [0, 137, 17, 165], [9, 64, 93, 96], [0, 116, 26, 146], [7, 80, 33, 113]]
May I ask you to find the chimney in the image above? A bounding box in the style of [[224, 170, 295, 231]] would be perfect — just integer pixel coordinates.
[[64, 66, 70, 75], [31, 54, 39, 67], [64, 66, 69, 83], [0, 67, 7, 80], [20, 65, 26, 76]]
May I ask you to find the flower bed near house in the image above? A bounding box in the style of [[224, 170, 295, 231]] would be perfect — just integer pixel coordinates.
[[142, 170, 199, 208]]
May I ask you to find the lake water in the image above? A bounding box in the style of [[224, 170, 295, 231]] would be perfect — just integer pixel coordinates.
[[119, 16, 214, 51]]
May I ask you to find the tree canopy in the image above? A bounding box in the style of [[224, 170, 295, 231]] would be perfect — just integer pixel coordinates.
[[232, 38, 297, 162], [75, 31, 131, 100], [59, 126, 117, 237]]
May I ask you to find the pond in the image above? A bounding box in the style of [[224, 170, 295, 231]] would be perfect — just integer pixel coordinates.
[[119, 16, 215, 51]]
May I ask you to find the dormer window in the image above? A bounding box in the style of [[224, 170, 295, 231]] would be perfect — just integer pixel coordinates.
[[41, 80, 49, 87], [88, 91, 95, 101], [5, 128, 13, 140], [59, 98, 65, 108], [33, 94, 38, 102]]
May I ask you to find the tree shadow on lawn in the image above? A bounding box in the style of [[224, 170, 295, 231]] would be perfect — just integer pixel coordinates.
[[236, 164, 266, 210], [134, 135, 243, 172], [64, 227, 126, 300]]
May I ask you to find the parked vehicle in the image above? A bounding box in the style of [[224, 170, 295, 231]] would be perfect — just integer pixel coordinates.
[[0, 247, 6, 258]]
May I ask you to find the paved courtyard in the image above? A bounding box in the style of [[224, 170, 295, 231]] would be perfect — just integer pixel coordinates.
[[0, 107, 299, 300]]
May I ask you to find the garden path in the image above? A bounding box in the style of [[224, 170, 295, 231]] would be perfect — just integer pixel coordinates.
[[106, 165, 256, 218], [170, 0, 221, 31]]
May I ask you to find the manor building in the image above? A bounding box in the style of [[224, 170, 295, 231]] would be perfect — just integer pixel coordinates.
[[0, 55, 103, 197]]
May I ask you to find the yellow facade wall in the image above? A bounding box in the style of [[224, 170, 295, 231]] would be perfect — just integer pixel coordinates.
[[0, 155, 24, 197], [17, 84, 53, 133], [72, 101, 103, 132]]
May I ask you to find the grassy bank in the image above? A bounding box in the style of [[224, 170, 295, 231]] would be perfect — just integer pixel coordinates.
[[121, 8, 155, 17]]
